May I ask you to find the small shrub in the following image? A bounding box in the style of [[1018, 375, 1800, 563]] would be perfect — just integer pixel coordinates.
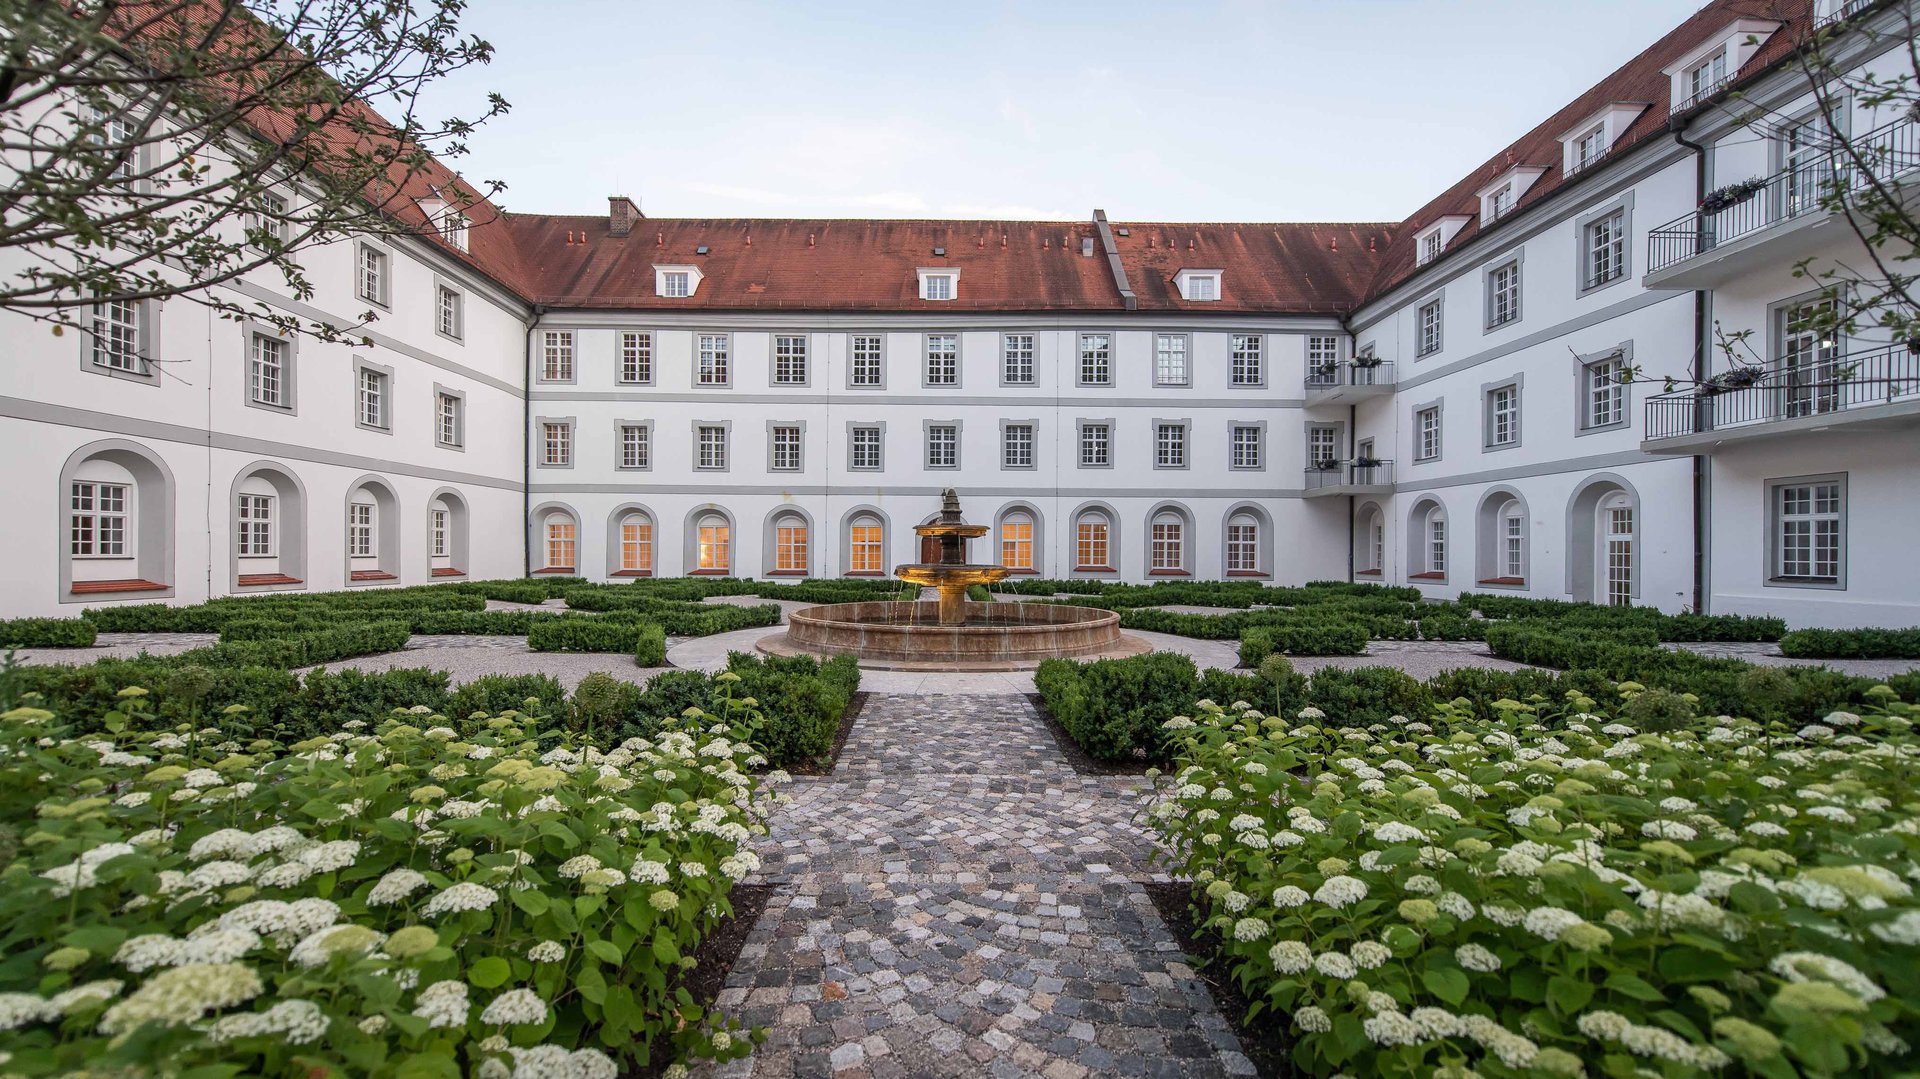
[[1304, 666, 1433, 728], [1618, 684, 1696, 731], [297, 667, 452, 734], [572, 671, 641, 739], [634, 623, 667, 666], [0, 617, 96, 648]]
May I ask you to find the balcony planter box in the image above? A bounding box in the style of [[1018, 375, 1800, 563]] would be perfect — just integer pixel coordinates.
[[1353, 456, 1383, 468], [1312, 363, 1340, 379], [1699, 178, 1767, 215], [1352, 356, 1383, 370], [1311, 459, 1342, 471], [1699, 367, 1765, 396]]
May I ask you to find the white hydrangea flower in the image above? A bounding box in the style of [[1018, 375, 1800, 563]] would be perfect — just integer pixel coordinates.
[[411, 980, 470, 1029], [367, 868, 431, 907], [1272, 885, 1309, 908], [480, 988, 548, 1026], [1313, 875, 1367, 909], [1312, 951, 1357, 979], [422, 882, 500, 918], [527, 941, 567, 963], [1268, 941, 1312, 974], [1455, 943, 1501, 973]]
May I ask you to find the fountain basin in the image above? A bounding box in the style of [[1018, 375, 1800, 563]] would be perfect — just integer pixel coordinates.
[[760, 600, 1149, 670]]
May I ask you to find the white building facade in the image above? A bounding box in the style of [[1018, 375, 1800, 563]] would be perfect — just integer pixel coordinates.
[[0, 0, 1913, 627]]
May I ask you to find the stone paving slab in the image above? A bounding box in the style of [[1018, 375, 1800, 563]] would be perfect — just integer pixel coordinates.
[[7, 632, 218, 664], [695, 694, 1250, 1079]]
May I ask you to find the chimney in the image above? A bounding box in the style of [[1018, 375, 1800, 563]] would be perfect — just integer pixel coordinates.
[[608, 195, 641, 237]]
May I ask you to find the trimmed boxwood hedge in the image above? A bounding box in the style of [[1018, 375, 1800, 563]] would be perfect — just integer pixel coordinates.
[[634, 623, 667, 666], [1238, 622, 1369, 665], [1780, 626, 1920, 659], [0, 617, 97, 648], [526, 617, 655, 653]]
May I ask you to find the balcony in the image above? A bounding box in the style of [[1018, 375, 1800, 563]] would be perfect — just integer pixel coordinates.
[[1304, 359, 1396, 406], [1302, 459, 1395, 497], [1643, 117, 1920, 289], [1641, 341, 1920, 453]]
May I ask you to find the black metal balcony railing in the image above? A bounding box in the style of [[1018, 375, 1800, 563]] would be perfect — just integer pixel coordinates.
[[1817, 0, 1882, 30], [1305, 360, 1397, 391], [1647, 117, 1920, 275], [1643, 341, 1920, 441], [1303, 459, 1395, 490]]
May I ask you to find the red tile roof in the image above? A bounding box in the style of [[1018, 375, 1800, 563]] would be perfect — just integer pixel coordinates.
[[1356, 0, 1814, 305], [1108, 222, 1395, 315]]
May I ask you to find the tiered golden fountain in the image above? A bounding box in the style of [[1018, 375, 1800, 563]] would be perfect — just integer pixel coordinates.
[[759, 489, 1147, 670], [894, 488, 1012, 626]]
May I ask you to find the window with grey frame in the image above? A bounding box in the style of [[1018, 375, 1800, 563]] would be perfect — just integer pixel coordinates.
[[91, 298, 146, 375], [1154, 423, 1187, 468], [1417, 300, 1443, 356], [1154, 334, 1189, 386], [541, 331, 574, 381], [850, 335, 884, 386], [356, 367, 388, 429], [1306, 425, 1339, 470], [1771, 478, 1844, 585], [435, 391, 463, 447], [696, 425, 728, 469], [249, 333, 288, 407], [237, 494, 273, 556], [1485, 384, 1519, 448], [925, 334, 958, 385], [619, 424, 650, 469], [773, 335, 808, 384], [436, 284, 463, 339], [848, 425, 882, 470], [70, 481, 128, 556], [1230, 334, 1263, 386], [925, 424, 957, 468], [697, 334, 730, 386], [1079, 333, 1111, 385], [1002, 423, 1035, 468], [1079, 423, 1110, 467], [770, 425, 803, 471], [1231, 425, 1263, 469], [1415, 406, 1441, 461], [620, 332, 653, 384], [356, 244, 387, 306], [1487, 260, 1520, 327], [1002, 333, 1035, 384], [1582, 354, 1626, 429], [541, 422, 572, 466], [1584, 209, 1626, 290]]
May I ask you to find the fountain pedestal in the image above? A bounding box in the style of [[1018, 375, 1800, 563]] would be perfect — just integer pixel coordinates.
[[899, 489, 1011, 625]]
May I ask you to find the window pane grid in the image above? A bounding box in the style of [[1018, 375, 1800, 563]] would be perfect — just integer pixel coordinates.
[[697, 426, 727, 469], [1587, 211, 1625, 288], [431, 508, 448, 558], [237, 494, 273, 556], [92, 299, 142, 372], [1232, 426, 1262, 469], [1001, 518, 1034, 570], [1003, 334, 1035, 384], [1587, 359, 1624, 427], [621, 425, 650, 469], [1227, 522, 1259, 572], [1155, 424, 1185, 468], [1489, 263, 1519, 325], [1080, 424, 1110, 467], [1231, 334, 1264, 385], [851, 336, 883, 386], [1003, 424, 1034, 468], [70, 481, 129, 556], [249, 335, 284, 406], [545, 521, 577, 569], [542, 423, 571, 466], [1076, 518, 1110, 569], [357, 369, 385, 428], [775, 523, 809, 572], [848, 523, 885, 573], [1079, 334, 1111, 384], [1151, 519, 1184, 571], [347, 503, 373, 557], [1776, 482, 1841, 581], [698, 335, 730, 385], [620, 332, 654, 384], [621, 520, 654, 573], [772, 426, 803, 471], [437, 393, 461, 447], [925, 335, 958, 384], [1155, 334, 1188, 385], [925, 425, 957, 468], [849, 427, 880, 470], [773, 335, 809, 384]]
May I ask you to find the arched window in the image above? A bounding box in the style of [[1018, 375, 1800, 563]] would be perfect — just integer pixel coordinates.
[[1074, 511, 1111, 571], [619, 512, 654, 576], [542, 511, 577, 572], [1600, 492, 1634, 606], [345, 477, 400, 583], [1407, 500, 1447, 580], [773, 513, 809, 574], [848, 515, 885, 575], [696, 513, 730, 573], [1474, 492, 1527, 587], [230, 464, 308, 590], [1000, 510, 1035, 572], [1150, 510, 1186, 573], [1225, 512, 1261, 574], [60, 440, 175, 600]]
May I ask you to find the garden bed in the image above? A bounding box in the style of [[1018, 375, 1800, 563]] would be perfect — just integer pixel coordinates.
[[630, 882, 776, 1079], [1026, 692, 1154, 776], [787, 690, 869, 776]]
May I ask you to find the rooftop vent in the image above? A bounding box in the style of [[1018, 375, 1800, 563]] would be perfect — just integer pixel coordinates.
[[932, 246, 946, 256], [695, 245, 710, 255]]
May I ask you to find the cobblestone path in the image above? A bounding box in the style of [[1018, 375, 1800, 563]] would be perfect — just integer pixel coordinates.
[[701, 694, 1253, 1079]]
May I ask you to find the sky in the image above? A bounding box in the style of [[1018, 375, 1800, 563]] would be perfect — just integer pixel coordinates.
[[416, 0, 1709, 224]]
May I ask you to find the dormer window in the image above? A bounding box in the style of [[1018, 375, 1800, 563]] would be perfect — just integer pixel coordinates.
[[654, 264, 702, 298], [1477, 168, 1546, 224], [1665, 20, 1781, 112], [1175, 269, 1222, 302], [917, 269, 959, 301], [1557, 103, 1647, 176], [1415, 217, 1471, 266], [440, 212, 468, 252]]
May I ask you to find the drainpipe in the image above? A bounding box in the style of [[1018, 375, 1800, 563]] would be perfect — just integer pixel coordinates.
[[1671, 122, 1710, 614], [523, 305, 545, 579], [1347, 402, 1358, 582]]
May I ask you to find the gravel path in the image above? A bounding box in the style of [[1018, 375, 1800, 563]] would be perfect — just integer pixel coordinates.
[[7, 632, 218, 665], [1664, 641, 1920, 679], [698, 694, 1250, 1079], [299, 635, 674, 692]]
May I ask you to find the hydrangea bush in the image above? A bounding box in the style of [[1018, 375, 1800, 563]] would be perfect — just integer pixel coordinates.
[[1146, 687, 1920, 1077], [0, 682, 784, 1077]]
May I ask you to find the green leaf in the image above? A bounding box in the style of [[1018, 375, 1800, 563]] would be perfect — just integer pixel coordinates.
[[1421, 967, 1469, 1006], [394, 1051, 461, 1079], [576, 894, 605, 921], [1546, 975, 1594, 1016], [60, 925, 127, 953], [651, 933, 681, 965], [512, 889, 551, 917], [576, 964, 608, 1005], [469, 956, 511, 989], [1602, 972, 1666, 1002], [586, 939, 623, 965]]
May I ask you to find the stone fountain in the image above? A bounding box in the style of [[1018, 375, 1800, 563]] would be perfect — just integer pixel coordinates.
[[895, 488, 1011, 626], [759, 490, 1148, 670]]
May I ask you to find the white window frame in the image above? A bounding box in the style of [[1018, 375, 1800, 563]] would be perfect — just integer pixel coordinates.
[[848, 425, 883, 471], [1078, 333, 1112, 386], [924, 333, 959, 386], [697, 333, 731, 387], [1230, 334, 1264, 387], [435, 390, 464, 448], [435, 283, 463, 341], [347, 502, 375, 558], [431, 507, 449, 558], [770, 424, 805, 472], [249, 332, 289, 408], [1767, 474, 1847, 588], [618, 423, 652, 470], [1002, 333, 1036, 385], [1001, 422, 1036, 470], [1078, 421, 1111, 468], [620, 331, 654, 385], [1417, 298, 1443, 357], [917, 270, 958, 301], [70, 481, 131, 557], [1154, 333, 1190, 387], [850, 334, 885, 388], [1230, 424, 1264, 470], [696, 424, 729, 471], [654, 265, 702, 298], [355, 363, 391, 432], [1414, 404, 1443, 462], [540, 331, 575, 383], [925, 422, 959, 469], [237, 493, 274, 557], [772, 334, 809, 386], [1153, 422, 1188, 470], [541, 421, 573, 467]]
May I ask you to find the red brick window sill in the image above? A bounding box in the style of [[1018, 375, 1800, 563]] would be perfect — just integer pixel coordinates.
[[1225, 570, 1269, 578], [1148, 569, 1191, 577], [531, 567, 575, 575], [430, 567, 466, 578], [237, 573, 303, 587], [1355, 569, 1383, 577], [609, 570, 653, 578], [1408, 571, 1445, 581], [349, 570, 398, 582], [766, 570, 808, 577], [1073, 566, 1116, 574], [843, 571, 886, 577], [689, 569, 731, 576], [1477, 576, 1525, 586], [70, 579, 167, 595]]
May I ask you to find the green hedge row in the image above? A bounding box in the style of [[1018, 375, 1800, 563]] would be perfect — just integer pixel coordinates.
[[562, 653, 859, 767], [0, 617, 97, 648], [1780, 626, 1920, 659], [1238, 622, 1369, 665], [1036, 648, 1920, 764], [527, 617, 655, 654], [186, 620, 411, 669]]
